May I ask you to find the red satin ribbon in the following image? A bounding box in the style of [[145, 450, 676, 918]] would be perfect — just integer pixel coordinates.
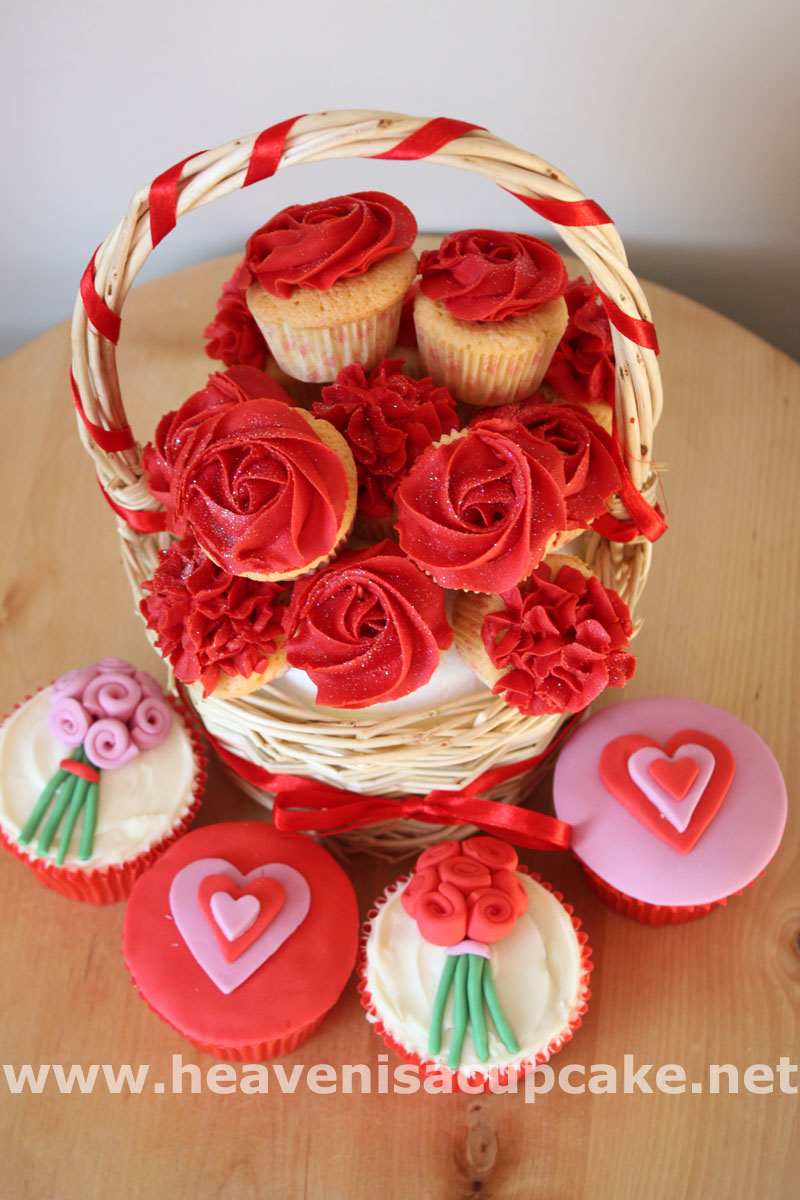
[[244, 116, 305, 187], [60, 758, 100, 784], [600, 293, 660, 355], [70, 369, 134, 453], [149, 151, 207, 248], [203, 715, 577, 851], [593, 408, 667, 543], [80, 248, 121, 345], [506, 187, 611, 228], [97, 477, 168, 533], [372, 117, 484, 161]]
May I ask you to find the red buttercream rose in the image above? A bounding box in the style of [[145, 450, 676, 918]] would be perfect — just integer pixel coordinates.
[[312, 358, 459, 519], [140, 534, 285, 697], [544, 277, 615, 405], [238, 191, 417, 298], [482, 561, 635, 716], [418, 229, 568, 322], [142, 366, 353, 578], [473, 402, 620, 528], [283, 540, 452, 708], [203, 264, 269, 370], [395, 425, 567, 593]]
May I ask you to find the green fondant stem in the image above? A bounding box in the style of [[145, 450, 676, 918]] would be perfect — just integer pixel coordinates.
[[79, 781, 99, 862], [19, 769, 69, 845], [467, 955, 488, 1063], [447, 955, 469, 1071], [482, 961, 519, 1055], [428, 954, 458, 1057], [36, 773, 79, 856], [56, 775, 90, 866]]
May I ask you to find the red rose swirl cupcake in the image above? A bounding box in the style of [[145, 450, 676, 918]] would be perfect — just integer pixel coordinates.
[[241, 192, 418, 382], [143, 366, 357, 581], [414, 230, 569, 407]]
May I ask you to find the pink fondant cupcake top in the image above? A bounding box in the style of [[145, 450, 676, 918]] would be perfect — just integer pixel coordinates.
[[552, 697, 787, 908]]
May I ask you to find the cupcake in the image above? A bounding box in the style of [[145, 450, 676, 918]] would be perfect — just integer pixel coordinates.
[[395, 423, 567, 593], [240, 192, 418, 383], [123, 821, 359, 1060], [552, 696, 788, 924], [452, 554, 635, 716], [142, 366, 357, 581], [542, 276, 616, 409], [0, 660, 206, 903], [359, 836, 592, 1091], [140, 533, 289, 700], [414, 230, 568, 407]]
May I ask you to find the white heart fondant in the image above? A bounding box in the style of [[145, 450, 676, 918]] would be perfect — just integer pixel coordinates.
[[210, 890, 260, 941], [169, 858, 311, 994], [628, 744, 716, 832]]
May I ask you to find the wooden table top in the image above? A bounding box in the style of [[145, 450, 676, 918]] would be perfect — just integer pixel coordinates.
[[0, 255, 798, 1200]]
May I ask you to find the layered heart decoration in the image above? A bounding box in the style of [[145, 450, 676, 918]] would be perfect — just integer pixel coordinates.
[[599, 729, 735, 853], [170, 858, 311, 994]]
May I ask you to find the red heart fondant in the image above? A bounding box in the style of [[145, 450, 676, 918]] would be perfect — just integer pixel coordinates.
[[647, 754, 698, 800], [600, 729, 735, 853], [197, 874, 285, 963]]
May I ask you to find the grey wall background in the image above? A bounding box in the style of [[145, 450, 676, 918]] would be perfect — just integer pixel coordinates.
[[2, 0, 798, 363]]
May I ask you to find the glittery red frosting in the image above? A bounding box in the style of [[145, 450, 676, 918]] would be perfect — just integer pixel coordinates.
[[238, 191, 417, 298], [543, 277, 616, 405], [473, 402, 620, 528], [140, 534, 285, 697], [203, 262, 268, 370], [418, 229, 568, 322], [312, 358, 459, 519], [283, 540, 452, 709], [395, 425, 567, 593], [142, 367, 352, 577], [482, 561, 635, 716]]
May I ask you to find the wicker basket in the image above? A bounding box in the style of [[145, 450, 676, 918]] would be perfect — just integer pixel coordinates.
[[70, 110, 663, 858]]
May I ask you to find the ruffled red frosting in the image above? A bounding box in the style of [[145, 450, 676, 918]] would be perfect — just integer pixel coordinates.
[[544, 277, 615, 405], [418, 229, 568, 322], [283, 540, 452, 708], [140, 535, 285, 697], [482, 561, 635, 715], [473, 402, 620, 528], [238, 192, 417, 298], [142, 366, 352, 577], [203, 262, 268, 369], [395, 426, 567, 593], [312, 358, 459, 519]]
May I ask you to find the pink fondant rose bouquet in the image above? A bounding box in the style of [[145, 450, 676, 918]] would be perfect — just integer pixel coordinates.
[[401, 836, 529, 1068]]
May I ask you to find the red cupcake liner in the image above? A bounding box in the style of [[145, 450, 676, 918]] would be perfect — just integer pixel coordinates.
[[357, 866, 593, 1094], [0, 689, 207, 904], [578, 859, 762, 926]]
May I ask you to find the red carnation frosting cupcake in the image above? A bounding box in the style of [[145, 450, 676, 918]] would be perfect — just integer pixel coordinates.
[[283, 540, 453, 709], [140, 534, 288, 700], [142, 366, 357, 581], [241, 192, 418, 382], [204, 265, 269, 371], [543, 277, 616, 408], [359, 836, 592, 1091], [414, 230, 569, 407], [312, 357, 459, 534], [452, 554, 635, 716], [124, 821, 359, 1059], [395, 424, 567, 593], [0, 660, 206, 903]]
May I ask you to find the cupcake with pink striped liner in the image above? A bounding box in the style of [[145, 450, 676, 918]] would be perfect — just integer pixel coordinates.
[[0, 659, 206, 903], [358, 836, 592, 1093], [552, 697, 787, 925]]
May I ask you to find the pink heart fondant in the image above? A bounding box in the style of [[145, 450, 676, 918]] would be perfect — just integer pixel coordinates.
[[169, 858, 311, 994], [210, 891, 260, 941]]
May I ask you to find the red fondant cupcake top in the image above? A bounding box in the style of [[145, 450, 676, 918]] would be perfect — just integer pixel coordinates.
[[283, 540, 452, 709], [418, 229, 568, 322], [312, 358, 459, 519], [238, 191, 417, 297]]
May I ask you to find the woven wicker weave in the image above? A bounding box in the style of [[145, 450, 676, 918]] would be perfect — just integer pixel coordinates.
[[70, 110, 663, 858]]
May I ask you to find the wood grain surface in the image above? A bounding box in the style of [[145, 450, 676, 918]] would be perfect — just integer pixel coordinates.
[[0, 255, 798, 1200]]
